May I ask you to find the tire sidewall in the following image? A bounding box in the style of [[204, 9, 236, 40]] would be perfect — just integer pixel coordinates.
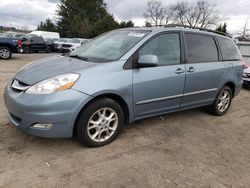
[[214, 86, 232, 115], [23, 46, 30, 54], [77, 98, 124, 147], [46, 46, 52, 53], [0, 47, 12, 59]]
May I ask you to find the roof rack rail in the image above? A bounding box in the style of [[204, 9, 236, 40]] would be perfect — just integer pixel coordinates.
[[164, 24, 227, 36]]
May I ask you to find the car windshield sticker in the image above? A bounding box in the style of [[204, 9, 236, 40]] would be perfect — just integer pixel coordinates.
[[128, 33, 145, 37]]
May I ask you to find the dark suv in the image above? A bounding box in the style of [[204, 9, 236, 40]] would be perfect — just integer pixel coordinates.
[[21, 35, 53, 53]]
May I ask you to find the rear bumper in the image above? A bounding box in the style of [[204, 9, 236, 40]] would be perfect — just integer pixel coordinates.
[[4, 84, 92, 138]]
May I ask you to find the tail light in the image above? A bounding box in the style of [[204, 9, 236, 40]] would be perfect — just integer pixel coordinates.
[[241, 60, 248, 69], [17, 40, 22, 48]]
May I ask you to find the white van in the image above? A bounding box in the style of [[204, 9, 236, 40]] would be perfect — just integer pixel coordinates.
[[29, 31, 60, 40]]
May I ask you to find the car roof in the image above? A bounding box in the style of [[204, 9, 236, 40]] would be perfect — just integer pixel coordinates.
[[118, 26, 229, 39]]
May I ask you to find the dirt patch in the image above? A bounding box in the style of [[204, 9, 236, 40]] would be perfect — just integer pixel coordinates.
[[0, 53, 250, 187]]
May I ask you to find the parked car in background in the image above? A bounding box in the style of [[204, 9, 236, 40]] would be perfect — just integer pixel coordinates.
[[243, 67, 250, 88], [59, 38, 90, 53], [29, 31, 60, 40], [0, 36, 21, 59], [4, 26, 244, 147], [53, 38, 69, 52], [20, 35, 53, 53], [1, 32, 25, 39], [44, 38, 58, 51]]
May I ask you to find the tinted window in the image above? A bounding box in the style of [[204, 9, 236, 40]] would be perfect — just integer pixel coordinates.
[[217, 37, 240, 61], [37, 37, 44, 43], [185, 33, 218, 63], [30, 37, 38, 42], [139, 33, 180, 66], [30, 37, 42, 43]]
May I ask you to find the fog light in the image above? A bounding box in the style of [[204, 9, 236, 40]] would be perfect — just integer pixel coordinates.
[[31, 123, 54, 129]]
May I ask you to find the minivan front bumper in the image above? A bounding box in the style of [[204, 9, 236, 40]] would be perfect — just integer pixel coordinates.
[[4, 84, 92, 138]]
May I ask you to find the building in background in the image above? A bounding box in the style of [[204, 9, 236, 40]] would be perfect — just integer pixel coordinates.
[[236, 41, 250, 65]]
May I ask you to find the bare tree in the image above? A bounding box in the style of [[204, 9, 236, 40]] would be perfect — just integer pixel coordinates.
[[170, 0, 221, 28], [170, 2, 188, 25], [144, 1, 165, 26], [164, 5, 175, 25]]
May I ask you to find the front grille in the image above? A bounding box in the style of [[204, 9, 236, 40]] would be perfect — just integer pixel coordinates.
[[61, 44, 72, 48], [11, 79, 30, 92]]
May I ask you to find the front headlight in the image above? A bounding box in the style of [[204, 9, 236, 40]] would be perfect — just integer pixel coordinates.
[[26, 73, 80, 94]]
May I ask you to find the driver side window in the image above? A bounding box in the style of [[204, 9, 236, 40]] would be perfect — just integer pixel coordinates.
[[139, 33, 181, 66]]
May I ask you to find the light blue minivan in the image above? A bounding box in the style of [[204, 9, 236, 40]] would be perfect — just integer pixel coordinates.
[[4, 26, 244, 147]]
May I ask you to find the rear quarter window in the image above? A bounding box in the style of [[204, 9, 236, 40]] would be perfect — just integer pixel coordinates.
[[185, 33, 218, 63], [217, 37, 240, 61]]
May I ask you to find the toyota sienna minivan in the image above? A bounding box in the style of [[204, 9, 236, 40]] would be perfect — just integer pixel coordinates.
[[4, 26, 244, 147]]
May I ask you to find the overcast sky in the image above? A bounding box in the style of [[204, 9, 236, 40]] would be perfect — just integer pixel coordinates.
[[0, 0, 249, 33]]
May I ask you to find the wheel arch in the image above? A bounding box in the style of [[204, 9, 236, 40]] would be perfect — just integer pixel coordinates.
[[73, 92, 130, 136], [0, 44, 12, 51], [224, 81, 235, 97]]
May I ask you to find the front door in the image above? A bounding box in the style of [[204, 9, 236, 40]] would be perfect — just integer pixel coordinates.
[[133, 32, 186, 118]]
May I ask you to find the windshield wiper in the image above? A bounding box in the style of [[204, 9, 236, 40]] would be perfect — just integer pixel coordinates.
[[69, 54, 88, 61]]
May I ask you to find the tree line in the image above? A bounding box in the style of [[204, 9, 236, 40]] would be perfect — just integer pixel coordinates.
[[37, 0, 249, 40], [37, 0, 134, 38]]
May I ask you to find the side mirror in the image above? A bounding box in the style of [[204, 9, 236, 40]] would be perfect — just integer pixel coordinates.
[[138, 55, 158, 68]]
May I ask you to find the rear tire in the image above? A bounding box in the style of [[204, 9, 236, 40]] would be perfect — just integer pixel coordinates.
[[207, 86, 232, 116], [23, 46, 30, 54], [46, 46, 52, 53], [76, 98, 124, 147], [0, 47, 12, 59]]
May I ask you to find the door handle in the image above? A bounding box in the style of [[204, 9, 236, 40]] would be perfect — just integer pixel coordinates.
[[175, 68, 185, 74], [187, 67, 196, 73]]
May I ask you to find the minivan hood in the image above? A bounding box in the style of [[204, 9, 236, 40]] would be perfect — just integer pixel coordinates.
[[14, 55, 99, 85]]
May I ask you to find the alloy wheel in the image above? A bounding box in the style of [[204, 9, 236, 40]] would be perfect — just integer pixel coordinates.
[[217, 90, 231, 112], [87, 107, 118, 143], [0, 48, 10, 59]]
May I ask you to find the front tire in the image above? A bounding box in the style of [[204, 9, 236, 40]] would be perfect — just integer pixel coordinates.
[[0, 47, 12, 59], [76, 98, 124, 147], [207, 86, 232, 116]]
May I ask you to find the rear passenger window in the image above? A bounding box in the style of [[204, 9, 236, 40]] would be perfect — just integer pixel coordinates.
[[185, 33, 218, 63], [217, 37, 240, 61], [139, 33, 180, 66]]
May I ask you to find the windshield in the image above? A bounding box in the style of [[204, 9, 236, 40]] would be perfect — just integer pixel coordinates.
[[57, 38, 69, 42], [70, 30, 150, 62]]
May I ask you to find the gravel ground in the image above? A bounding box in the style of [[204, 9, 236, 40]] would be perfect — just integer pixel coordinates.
[[0, 53, 250, 188]]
